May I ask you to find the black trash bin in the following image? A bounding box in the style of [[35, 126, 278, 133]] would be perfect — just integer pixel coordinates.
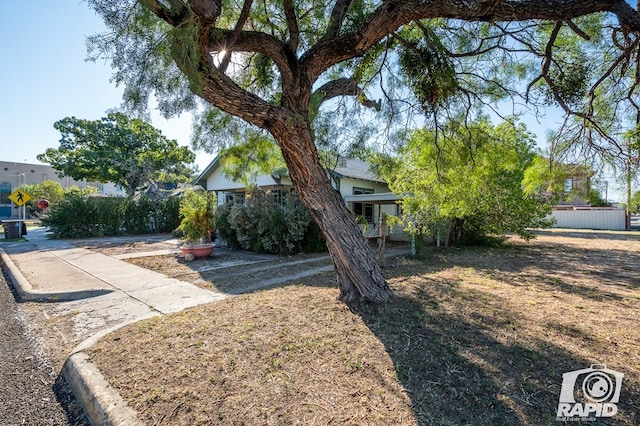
[[2, 222, 19, 239]]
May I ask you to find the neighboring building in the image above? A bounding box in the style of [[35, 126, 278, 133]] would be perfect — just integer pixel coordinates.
[[0, 161, 125, 218], [193, 156, 402, 227], [555, 163, 595, 208], [547, 164, 627, 230]]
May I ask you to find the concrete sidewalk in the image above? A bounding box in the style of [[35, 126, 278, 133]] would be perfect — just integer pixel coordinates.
[[0, 227, 226, 425]]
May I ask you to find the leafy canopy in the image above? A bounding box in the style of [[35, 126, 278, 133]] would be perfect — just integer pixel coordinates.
[[86, 1, 640, 163], [38, 113, 196, 195], [374, 118, 552, 244]]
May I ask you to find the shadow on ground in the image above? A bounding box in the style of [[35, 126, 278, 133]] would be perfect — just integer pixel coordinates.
[[348, 239, 640, 425], [352, 292, 638, 425]]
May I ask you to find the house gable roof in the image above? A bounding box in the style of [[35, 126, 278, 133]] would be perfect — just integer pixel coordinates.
[[330, 158, 385, 183], [193, 156, 386, 188], [193, 157, 221, 189]]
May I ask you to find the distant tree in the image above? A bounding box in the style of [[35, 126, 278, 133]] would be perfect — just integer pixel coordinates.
[[38, 113, 196, 195], [19, 180, 65, 216], [374, 119, 552, 246], [19, 180, 65, 209]]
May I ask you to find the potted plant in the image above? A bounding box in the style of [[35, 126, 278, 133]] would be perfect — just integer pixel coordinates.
[[176, 188, 216, 259]]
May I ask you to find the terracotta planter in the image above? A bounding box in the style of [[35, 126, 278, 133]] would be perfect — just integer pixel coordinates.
[[181, 244, 214, 258]]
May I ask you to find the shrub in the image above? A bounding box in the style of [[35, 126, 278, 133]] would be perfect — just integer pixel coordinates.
[[42, 193, 181, 238], [41, 194, 101, 238], [215, 190, 325, 255]]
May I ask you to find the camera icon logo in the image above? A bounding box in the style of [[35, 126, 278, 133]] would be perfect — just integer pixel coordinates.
[[557, 364, 624, 419]]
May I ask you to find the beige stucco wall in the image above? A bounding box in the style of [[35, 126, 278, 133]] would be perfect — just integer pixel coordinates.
[[1, 161, 125, 218]]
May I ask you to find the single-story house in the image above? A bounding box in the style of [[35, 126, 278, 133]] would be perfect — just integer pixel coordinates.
[[193, 156, 406, 239]]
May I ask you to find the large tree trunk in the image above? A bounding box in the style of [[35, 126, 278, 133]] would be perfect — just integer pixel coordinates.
[[272, 121, 391, 304]]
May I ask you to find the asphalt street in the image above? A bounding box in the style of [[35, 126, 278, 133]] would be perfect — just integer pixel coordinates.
[[0, 273, 88, 426]]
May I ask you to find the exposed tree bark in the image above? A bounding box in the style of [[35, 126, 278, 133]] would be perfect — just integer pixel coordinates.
[[269, 116, 391, 304]]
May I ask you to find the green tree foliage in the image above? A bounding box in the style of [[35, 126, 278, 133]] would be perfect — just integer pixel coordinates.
[[19, 180, 65, 212], [522, 156, 570, 205], [629, 191, 640, 214], [217, 133, 286, 186], [375, 119, 552, 245], [38, 113, 196, 195], [18, 180, 101, 215]]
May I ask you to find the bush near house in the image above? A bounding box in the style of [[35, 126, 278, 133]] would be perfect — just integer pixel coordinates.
[[216, 190, 325, 255], [42, 193, 180, 239]]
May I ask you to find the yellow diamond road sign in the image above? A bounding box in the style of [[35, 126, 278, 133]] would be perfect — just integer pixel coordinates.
[[8, 189, 31, 207]]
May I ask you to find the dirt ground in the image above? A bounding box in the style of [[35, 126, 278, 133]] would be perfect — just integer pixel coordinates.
[[77, 229, 640, 425]]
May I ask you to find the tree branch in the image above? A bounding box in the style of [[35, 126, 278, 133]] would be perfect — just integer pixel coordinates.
[[565, 19, 591, 40], [304, 0, 640, 83], [139, 0, 188, 26], [187, 0, 221, 23], [312, 78, 380, 109], [283, 0, 300, 52], [324, 0, 354, 41], [218, 0, 254, 73]]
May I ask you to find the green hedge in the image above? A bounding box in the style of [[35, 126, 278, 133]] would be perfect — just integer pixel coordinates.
[[216, 191, 325, 255], [42, 194, 180, 239]]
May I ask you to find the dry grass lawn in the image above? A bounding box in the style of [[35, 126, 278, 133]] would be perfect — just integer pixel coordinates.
[[87, 230, 640, 425]]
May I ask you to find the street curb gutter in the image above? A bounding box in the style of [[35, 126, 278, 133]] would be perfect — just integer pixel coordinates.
[[62, 352, 143, 426], [0, 248, 112, 302]]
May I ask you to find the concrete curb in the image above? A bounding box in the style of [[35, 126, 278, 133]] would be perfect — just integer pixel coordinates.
[[62, 352, 143, 426], [0, 248, 113, 302]]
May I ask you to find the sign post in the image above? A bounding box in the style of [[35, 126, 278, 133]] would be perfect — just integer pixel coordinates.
[[8, 189, 32, 238]]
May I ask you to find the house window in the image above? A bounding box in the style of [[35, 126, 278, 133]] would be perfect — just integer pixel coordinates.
[[564, 178, 573, 192], [353, 187, 374, 223], [0, 182, 12, 204]]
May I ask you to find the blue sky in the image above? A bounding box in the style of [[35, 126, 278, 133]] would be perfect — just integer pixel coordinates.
[[1, 1, 636, 200], [0, 1, 212, 170]]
